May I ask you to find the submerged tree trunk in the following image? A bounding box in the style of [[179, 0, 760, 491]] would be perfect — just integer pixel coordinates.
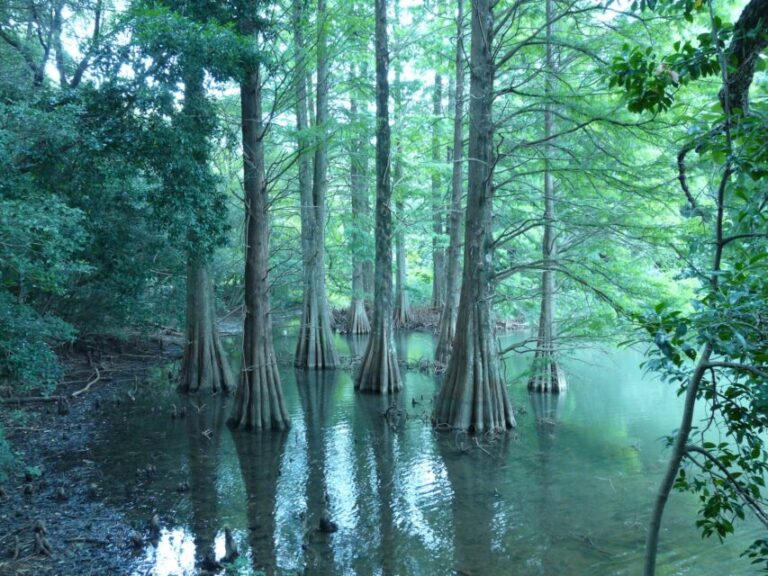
[[179, 259, 235, 394], [348, 73, 371, 335], [355, 0, 402, 395], [295, 0, 338, 369], [229, 55, 290, 431], [433, 0, 514, 433], [528, 0, 565, 393], [177, 67, 234, 395], [431, 72, 446, 310], [435, 0, 466, 365]]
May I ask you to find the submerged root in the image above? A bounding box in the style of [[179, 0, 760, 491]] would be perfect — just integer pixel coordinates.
[[527, 353, 566, 393], [179, 262, 235, 395], [382, 402, 405, 428], [355, 322, 401, 395], [295, 298, 339, 369], [443, 428, 509, 456], [348, 299, 371, 335], [229, 360, 290, 431], [33, 521, 52, 557], [403, 357, 446, 375]]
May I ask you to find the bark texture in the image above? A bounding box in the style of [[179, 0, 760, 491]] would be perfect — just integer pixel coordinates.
[[435, 0, 466, 365], [177, 66, 234, 395], [431, 72, 446, 310], [392, 12, 411, 329], [294, 0, 338, 369], [179, 260, 235, 394], [393, 199, 411, 327], [355, 0, 402, 395], [348, 74, 371, 335], [433, 0, 514, 433], [362, 257, 374, 300], [229, 56, 290, 431], [528, 0, 565, 393], [349, 270, 371, 334], [718, 0, 768, 114]]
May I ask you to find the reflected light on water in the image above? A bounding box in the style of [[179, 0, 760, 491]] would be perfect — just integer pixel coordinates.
[[136, 527, 197, 576], [136, 527, 253, 576], [98, 330, 764, 576]]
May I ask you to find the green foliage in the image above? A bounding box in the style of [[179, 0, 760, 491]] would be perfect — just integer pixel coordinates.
[[618, 0, 768, 565], [23, 464, 42, 479], [0, 291, 74, 390], [639, 134, 768, 569], [129, 4, 258, 82], [0, 93, 86, 388], [608, 0, 737, 114], [609, 31, 724, 113]]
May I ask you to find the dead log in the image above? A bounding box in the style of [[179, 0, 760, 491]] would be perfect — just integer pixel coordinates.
[[0, 396, 61, 405], [71, 368, 101, 398]]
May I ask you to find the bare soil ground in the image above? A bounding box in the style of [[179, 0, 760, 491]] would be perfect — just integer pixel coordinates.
[[0, 336, 178, 576]]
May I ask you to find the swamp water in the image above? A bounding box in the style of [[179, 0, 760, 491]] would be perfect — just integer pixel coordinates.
[[82, 328, 761, 575]]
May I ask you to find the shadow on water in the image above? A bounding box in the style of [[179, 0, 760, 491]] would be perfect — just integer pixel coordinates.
[[79, 327, 765, 575], [294, 368, 337, 573], [231, 427, 288, 575], [186, 397, 228, 554], [437, 434, 513, 576]]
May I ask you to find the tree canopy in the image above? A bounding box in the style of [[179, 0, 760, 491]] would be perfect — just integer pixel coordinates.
[[0, 0, 766, 571]]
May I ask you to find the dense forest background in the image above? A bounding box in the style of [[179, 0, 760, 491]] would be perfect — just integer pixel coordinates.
[[1, 0, 766, 573]]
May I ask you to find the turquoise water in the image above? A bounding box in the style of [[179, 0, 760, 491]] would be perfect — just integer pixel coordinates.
[[87, 328, 762, 575]]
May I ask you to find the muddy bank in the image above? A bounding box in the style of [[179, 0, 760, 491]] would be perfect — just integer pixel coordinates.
[[0, 336, 178, 576]]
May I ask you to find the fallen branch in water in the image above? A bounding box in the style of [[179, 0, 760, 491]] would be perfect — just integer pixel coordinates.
[[71, 368, 101, 398], [0, 396, 60, 404]]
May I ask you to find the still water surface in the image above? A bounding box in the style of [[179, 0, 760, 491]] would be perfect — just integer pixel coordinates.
[[86, 328, 761, 575]]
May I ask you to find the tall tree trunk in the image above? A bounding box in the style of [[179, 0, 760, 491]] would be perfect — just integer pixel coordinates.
[[392, 0, 411, 328], [433, 0, 514, 433], [349, 72, 371, 335], [355, 0, 402, 395], [179, 259, 235, 394], [431, 72, 446, 309], [528, 0, 565, 393], [362, 245, 374, 301], [435, 0, 466, 365], [393, 201, 411, 327], [229, 55, 290, 431], [178, 66, 235, 395], [359, 66, 375, 302], [295, 0, 338, 369]]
